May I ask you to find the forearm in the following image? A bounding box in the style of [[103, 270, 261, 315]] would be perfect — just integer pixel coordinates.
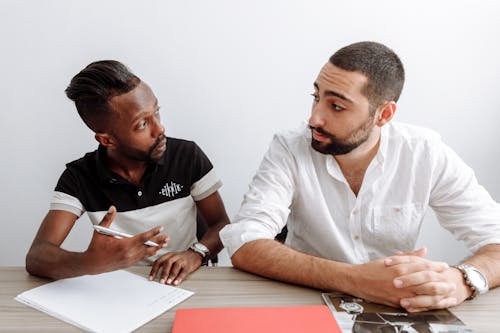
[[231, 239, 354, 292], [199, 219, 228, 255], [463, 244, 500, 288], [26, 241, 95, 279]]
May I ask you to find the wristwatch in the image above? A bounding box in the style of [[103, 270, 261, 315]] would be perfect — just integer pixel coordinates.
[[189, 242, 211, 265], [453, 264, 489, 299]]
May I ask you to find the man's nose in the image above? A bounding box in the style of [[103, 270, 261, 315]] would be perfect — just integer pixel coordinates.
[[309, 104, 326, 128], [152, 118, 165, 137]]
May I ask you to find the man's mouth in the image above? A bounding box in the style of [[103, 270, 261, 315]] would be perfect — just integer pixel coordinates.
[[150, 136, 167, 155], [309, 126, 332, 143]]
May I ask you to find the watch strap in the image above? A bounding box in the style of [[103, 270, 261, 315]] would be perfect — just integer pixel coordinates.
[[453, 264, 486, 300], [189, 243, 210, 266]]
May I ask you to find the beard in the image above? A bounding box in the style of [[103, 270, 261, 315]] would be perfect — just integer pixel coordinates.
[[146, 134, 167, 162], [310, 116, 374, 155], [119, 134, 167, 162]]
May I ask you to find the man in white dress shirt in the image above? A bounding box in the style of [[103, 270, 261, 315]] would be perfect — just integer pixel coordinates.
[[220, 41, 500, 312]]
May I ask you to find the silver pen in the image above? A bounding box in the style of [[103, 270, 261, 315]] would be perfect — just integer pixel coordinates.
[[93, 225, 159, 247]]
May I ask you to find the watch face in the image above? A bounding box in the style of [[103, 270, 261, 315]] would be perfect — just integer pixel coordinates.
[[467, 267, 488, 292], [194, 243, 209, 254], [339, 302, 364, 315]]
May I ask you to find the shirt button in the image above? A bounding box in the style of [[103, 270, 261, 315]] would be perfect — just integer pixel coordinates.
[[354, 235, 360, 240], [137, 191, 143, 197]]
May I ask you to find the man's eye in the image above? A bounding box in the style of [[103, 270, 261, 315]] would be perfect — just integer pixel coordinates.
[[310, 93, 319, 102], [332, 104, 344, 111], [137, 120, 148, 129]]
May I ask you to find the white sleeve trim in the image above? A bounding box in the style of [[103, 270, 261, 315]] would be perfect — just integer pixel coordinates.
[[191, 169, 222, 201], [49, 191, 84, 217]]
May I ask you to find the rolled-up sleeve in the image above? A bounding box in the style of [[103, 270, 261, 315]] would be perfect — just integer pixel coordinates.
[[430, 141, 500, 253], [220, 134, 297, 257]]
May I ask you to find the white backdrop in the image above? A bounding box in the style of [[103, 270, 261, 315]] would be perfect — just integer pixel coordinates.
[[1, 0, 499, 267]]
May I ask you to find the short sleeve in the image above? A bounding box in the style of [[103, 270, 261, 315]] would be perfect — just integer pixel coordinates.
[[190, 143, 222, 201], [50, 168, 85, 217]]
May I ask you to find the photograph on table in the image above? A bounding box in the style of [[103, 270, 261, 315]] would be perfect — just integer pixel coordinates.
[[322, 292, 473, 333]]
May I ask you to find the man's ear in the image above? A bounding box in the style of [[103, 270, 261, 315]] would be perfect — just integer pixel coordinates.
[[95, 132, 116, 148], [375, 101, 397, 127]]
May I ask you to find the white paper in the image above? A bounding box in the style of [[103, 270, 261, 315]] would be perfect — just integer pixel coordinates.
[[15, 270, 194, 333]]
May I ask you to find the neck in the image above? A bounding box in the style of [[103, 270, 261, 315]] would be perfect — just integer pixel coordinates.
[[104, 149, 149, 186], [334, 126, 381, 195]]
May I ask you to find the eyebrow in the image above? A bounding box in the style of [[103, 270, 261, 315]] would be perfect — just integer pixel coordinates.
[[313, 82, 353, 104], [132, 99, 159, 123]]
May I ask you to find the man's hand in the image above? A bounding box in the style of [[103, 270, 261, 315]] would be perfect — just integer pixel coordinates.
[[384, 253, 467, 312], [84, 206, 169, 273], [149, 250, 203, 285], [348, 249, 451, 309]]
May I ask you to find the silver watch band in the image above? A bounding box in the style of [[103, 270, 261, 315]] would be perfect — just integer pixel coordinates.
[[453, 264, 489, 300]]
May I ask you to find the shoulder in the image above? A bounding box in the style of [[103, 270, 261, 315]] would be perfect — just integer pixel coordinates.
[[272, 123, 311, 153], [159, 137, 202, 163], [54, 150, 99, 199], [386, 122, 442, 149], [164, 136, 198, 153], [162, 137, 214, 177], [63, 150, 98, 178]]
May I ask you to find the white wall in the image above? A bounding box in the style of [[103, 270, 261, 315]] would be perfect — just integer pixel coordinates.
[[1, 0, 499, 267]]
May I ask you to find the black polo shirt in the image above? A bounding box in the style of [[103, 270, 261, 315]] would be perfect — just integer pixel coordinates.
[[50, 137, 222, 257]]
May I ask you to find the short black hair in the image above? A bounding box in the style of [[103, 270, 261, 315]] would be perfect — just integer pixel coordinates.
[[330, 41, 405, 112], [65, 60, 140, 132]]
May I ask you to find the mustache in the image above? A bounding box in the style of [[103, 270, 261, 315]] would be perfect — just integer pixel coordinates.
[[308, 125, 335, 139], [149, 134, 167, 154]]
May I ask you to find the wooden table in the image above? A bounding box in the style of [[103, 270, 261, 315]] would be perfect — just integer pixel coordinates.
[[1, 266, 498, 332]]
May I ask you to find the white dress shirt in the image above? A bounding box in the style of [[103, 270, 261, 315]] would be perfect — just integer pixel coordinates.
[[220, 122, 500, 264]]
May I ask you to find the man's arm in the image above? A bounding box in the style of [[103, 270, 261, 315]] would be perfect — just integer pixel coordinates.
[[466, 244, 500, 287], [231, 239, 450, 308], [386, 138, 500, 311], [26, 207, 168, 279], [196, 191, 230, 255], [148, 191, 230, 285]]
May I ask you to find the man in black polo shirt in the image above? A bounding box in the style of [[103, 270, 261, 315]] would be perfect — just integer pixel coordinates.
[[26, 60, 230, 286]]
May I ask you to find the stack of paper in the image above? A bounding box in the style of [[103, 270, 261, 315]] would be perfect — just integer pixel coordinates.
[[15, 270, 193, 333]]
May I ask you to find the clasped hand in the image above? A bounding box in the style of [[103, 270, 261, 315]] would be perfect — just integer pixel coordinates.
[[352, 248, 465, 312]]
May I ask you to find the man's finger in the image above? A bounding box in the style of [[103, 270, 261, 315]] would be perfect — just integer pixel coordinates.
[[136, 226, 164, 245], [166, 261, 183, 285], [98, 206, 117, 227], [173, 269, 189, 286], [413, 247, 427, 258], [393, 270, 447, 288], [385, 257, 448, 273], [394, 247, 427, 257], [159, 257, 176, 284], [401, 295, 457, 312], [412, 281, 456, 296], [149, 254, 171, 281], [151, 234, 169, 248], [144, 245, 162, 259]]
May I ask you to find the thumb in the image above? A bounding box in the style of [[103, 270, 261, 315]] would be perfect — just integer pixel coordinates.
[[413, 247, 427, 258], [394, 247, 427, 257], [99, 206, 117, 227]]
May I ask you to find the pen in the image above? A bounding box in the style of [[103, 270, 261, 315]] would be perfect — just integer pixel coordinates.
[[93, 225, 160, 247]]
